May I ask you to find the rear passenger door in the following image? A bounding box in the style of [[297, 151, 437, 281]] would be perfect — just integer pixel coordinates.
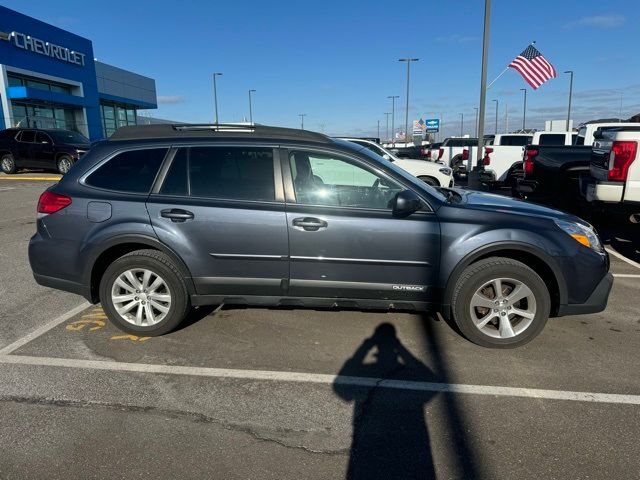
[[14, 130, 36, 166], [146, 145, 289, 297]]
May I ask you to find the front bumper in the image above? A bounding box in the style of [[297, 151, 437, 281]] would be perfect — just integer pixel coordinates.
[[556, 272, 613, 316]]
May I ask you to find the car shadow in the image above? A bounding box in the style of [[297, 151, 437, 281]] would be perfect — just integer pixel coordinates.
[[597, 220, 640, 264], [333, 322, 438, 479]]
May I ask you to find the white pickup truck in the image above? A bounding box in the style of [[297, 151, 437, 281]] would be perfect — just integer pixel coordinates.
[[342, 138, 454, 187], [581, 126, 640, 218]]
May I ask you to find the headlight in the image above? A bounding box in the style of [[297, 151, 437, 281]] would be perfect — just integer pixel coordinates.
[[439, 167, 452, 176], [554, 219, 603, 252]]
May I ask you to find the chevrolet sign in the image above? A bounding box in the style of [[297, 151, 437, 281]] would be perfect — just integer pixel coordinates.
[[1, 31, 85, 66]]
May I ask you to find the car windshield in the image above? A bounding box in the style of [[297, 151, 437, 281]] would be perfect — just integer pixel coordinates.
[[48, 130, 90, 144], [333, 139, 447, 203]]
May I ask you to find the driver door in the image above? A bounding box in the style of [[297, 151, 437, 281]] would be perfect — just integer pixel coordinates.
[[283, 148, 440, 302]]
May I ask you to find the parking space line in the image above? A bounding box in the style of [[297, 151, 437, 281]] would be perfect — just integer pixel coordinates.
[[0, 302, 91, 355], [613, 274, 640, 278], [0, 176, 62, 181], [606, 247, 640, 270], [1, 353, 640, 405]]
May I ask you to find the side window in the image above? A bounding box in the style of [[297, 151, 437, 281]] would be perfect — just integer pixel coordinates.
[[86, 148, 167, 193], [189, 147, 275, 201], [500, 136, 531, 146], [538, 134, 564, 146], [20, 130, 36, 143], [159, 148, 188, 196], [36, 132, 52, 144], [289, 150, 403, 209]]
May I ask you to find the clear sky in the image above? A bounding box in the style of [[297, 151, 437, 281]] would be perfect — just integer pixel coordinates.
[[5, 0, 640, 138]]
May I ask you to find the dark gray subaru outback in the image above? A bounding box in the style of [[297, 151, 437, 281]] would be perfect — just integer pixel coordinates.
[[29, 124, 613, 348]]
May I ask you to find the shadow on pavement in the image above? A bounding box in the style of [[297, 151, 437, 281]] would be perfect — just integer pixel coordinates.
[[598, 222, 640, 264], [334, 322, 438, 479]]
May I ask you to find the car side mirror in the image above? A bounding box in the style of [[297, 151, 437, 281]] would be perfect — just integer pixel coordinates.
[[391, 190, 422, 217]]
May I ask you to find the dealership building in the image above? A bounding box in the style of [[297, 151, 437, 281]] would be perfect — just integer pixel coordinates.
[[0, 6, 157, 141]]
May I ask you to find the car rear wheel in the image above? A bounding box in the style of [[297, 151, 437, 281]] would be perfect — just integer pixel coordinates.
[[99, 249, 190, 336], [1, 154, 17, 174], [418, 176, 439, 187], [57, 155, 74, 175], [451, 257, 550, 348]]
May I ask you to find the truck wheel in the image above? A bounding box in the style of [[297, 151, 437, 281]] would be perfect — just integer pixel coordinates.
[[1, 154, 17, 174], [57, 155, 74, 175], [99, 249, 190, 336], [418, 176, 439, 186], [451, 257, 550, 348]]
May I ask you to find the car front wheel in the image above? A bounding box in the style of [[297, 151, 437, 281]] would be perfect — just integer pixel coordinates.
[[99, 249, 190, 336], [1, 153, 17, 174], [451, 257, 550, 348], [57, 155, 74, 175]]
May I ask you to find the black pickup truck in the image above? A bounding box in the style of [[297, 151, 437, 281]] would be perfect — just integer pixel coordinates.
[[514, 145, 592, 207]]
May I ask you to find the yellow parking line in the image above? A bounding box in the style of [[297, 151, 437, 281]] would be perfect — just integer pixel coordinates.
[[0, 176, 62, 181]]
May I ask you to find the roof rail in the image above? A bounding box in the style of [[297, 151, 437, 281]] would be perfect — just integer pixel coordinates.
[[109, 123, 331, 143]]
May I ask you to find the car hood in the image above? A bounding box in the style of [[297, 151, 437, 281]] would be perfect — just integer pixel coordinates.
[[455, 189, 587, 225]]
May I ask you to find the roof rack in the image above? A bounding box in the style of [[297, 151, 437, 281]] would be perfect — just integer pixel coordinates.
[[109, 123, 331, 143]]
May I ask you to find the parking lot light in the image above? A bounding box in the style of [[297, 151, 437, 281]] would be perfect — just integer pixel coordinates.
[[399, 58, 419, 147], [299, 113, 306, 130], [384, 112, 391, 142], [493, 99, 499, 135], [459, 113, 464, 136], [520, 88, 527, 131], [564, 70, 573, 132], [474, 107, 479, 137], [248, 89, 256, 124], [212, 72, 223, 124], [388, 96, 399, 146]]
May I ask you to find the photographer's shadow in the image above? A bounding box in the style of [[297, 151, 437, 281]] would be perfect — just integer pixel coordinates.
[[334, 323, 438, 480]]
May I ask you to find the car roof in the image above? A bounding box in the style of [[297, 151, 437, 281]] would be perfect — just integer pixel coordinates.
[[109, 123, 333, 144]]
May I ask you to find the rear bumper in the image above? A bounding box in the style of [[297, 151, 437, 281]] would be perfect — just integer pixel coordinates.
[[556, 272, 613, 317], [516, 178, 539, 195], [32, 272, 93, 302], [580, 176, 623, 203]]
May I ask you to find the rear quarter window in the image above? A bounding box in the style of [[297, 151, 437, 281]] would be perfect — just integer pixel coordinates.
[[85, 148, 168, 193]]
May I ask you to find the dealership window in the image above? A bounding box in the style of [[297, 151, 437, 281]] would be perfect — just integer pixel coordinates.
[[11, 102, 79, 131], [7, 74, 72, 95], [100, 102, 137, 138]]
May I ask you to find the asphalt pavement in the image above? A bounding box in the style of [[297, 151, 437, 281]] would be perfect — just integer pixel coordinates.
[[1, 175, 639, 479]]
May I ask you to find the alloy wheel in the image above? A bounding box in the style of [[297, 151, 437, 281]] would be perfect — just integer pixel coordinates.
[[110, 268, 172, 326], [469, 277, 537, 339]]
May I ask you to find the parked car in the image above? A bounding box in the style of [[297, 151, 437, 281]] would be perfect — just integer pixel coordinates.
[[341, 138, 453, 187], [477, 133, 533, 186], [390, 145, 425, 160], [580, 126, 640, 218], [0, 128, 91, 174], [437, 137, 478, 169], [29, 123, 612, 348], [424, 142, 442, 161], [516, 123, 640, 205]]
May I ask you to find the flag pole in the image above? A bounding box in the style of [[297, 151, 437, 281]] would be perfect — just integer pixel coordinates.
[[487, 41, 536, 90]]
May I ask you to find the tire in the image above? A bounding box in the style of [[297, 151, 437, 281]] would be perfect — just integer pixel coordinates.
[[1, 153, 17, 174], [450, 257, 550, 348], [99, 249, 190, 336], [57, 155, 74, 175], [418, 176, 440, 187]]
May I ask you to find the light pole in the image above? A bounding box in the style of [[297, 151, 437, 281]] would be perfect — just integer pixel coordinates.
[[384, 112, 391, 143], [388, 95, 399, 145], [474, 107, 479, 137], [619, 91, 624, 121], [492, 99, 499, 135], [212, 72, 222, 124], [505, 102, 509, 133], [399, 58, 419, 146], [440, 113, 444, 142], [377, 120, 380, 139], [564, 70, 573, 132], [520, 88, 527, 132], [248, 89, 256, 124], [459, 113, 464, 136], [299, 114, 306, 130]]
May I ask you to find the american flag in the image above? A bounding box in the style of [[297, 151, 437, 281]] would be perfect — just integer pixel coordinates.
[[508, 44, 557, 90]]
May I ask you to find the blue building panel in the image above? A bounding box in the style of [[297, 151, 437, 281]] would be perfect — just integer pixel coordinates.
[[0, 6, 157, 140]]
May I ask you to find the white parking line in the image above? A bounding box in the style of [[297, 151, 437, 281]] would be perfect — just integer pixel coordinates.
[[606, 247, 640, 270], [0, 302, 91, 355], [613, 274, 640, 278], [1, 354, 639, 405]]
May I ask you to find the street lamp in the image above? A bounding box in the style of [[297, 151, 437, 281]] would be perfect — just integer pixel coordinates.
[[492, 99, 499, 135], [619, 91, 624, 121], [388, 95, 399, 145], [564, 70, 573, 132], [248, 89, 256, 124], [474, 107, 479, 137], [299, 113, 306, 130], [399, 58, 419, 146], [212, 72, 223, 124], [384, 112, 391, 143], [520, 88, 527, 132], [459, 113, 464, 136]]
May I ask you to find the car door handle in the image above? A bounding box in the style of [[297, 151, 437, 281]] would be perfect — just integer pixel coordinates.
[[292, 217, 327, 231], [161, 208, 194, 222]]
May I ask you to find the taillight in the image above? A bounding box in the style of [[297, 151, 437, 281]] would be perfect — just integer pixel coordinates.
[[608, 141, 637, 181], [524, 148, 537, 175], [37, 191, 72, 214], [483, 147, 493, 166], [438, 148, 444, 160], [425, 150, 431, 158], [462, 149, 469, 161]]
